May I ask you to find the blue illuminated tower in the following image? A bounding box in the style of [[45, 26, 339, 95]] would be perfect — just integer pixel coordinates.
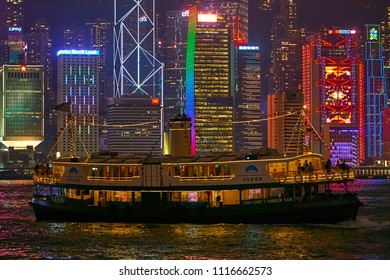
[[364, 24, 388, 161]]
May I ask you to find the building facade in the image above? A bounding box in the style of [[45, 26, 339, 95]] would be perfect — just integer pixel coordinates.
[[106, 96, 162, 156], [56, 50, 99, 158], [302, 29, 364, 166], [235, 45, 263, 152], [162, 9, 189, 132], [113, 0, 163, 154], [186, 5, 233, 154], [269, 0, 304, 95], [0, 64, 44, 149], [364, 24, 388, 162]]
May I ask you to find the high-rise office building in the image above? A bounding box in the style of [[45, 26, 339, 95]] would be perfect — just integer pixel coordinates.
[[259, 0, 274, 11], [186, 5, 233, 154], [25, 18, 54, 153], [302, 29, 364, 166], [269, 0, 304, 94], [382, 6, 390, 67], [106, 96, 162, 156], [267, 90, 304, 155], [26, 19, 53, 91], [364, 24, 388, 161], [113, 0, 163, 155], [199, 0, 249, 44], [86, 18, 113, 104], [56, 49, 100, 158], [163, 9, 189, 132], [0, 64, 44, 149], [4, 0, 25, 64], [63, 26, 85, 49], [235, 45, 263, 152]]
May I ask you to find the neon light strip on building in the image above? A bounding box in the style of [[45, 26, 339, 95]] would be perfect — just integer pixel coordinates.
[[186, 4, 198, 155]]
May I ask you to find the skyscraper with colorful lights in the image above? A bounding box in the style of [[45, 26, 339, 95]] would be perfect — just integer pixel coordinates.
[[302, 28, 364, 166], [364, 24, 388, 161], [56, 50, 99, 158], [186, 4, 233, 154]]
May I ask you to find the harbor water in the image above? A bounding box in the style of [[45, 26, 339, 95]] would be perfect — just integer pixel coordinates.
[[0, 179, 389, 260]]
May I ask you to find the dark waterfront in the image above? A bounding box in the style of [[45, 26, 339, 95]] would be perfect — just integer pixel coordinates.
[[0, 179, 389, 260]]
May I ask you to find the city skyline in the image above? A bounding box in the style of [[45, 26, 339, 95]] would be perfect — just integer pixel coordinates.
[[1, 0, 390, 166]]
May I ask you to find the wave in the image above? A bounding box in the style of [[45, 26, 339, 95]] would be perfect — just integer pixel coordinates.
[[313, 216, 390, 229]]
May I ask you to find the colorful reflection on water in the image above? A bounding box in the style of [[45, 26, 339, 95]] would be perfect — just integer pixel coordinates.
[[0, 179, 390, 259]]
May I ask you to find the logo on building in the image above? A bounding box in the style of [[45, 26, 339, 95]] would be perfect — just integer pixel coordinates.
[[369, 28, 378, 41], [245, 165, 258, 173], [70, 167, 78, 174]]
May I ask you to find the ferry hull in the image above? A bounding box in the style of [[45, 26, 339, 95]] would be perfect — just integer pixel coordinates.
[[29, 195, 361, 224]]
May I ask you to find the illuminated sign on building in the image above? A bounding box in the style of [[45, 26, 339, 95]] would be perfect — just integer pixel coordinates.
[[151, 97, 160, 105], [364, 24, 380, 41], [181, 10, 189, 17], [56, 50, 100, 56], [369, 28, 378, 40], [329, 29, 357, 35], [238, 46, 260, 51], [197, 14, 218, 23], [8, 27, 22, 32]]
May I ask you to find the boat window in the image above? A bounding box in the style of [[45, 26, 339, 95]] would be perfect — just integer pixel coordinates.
[[53, 165, 65, 175]]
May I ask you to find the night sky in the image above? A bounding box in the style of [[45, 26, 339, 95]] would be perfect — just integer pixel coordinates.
[[23, 0, 389, 52]]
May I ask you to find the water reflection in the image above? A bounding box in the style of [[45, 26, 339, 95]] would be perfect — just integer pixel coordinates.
[[1, 180, 390, 259]]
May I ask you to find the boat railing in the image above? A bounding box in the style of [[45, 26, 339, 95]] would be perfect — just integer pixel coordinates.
[[86, 175, 140, 182], [178, 175, 235, 182], [273, 168, 354, 184], [32, 173, 61, 184]]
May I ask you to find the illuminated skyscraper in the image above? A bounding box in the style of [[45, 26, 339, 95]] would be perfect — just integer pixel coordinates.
[[186, 5, 233, 154], [4, 0, 25, 64], [162, 9, 189, 131], [56, 50, 99, 158], [25, 18, 54, 152], [364, 24, 388, 161], [235, 45, 263, 152], [269, 0, 304, 94], [0, 64, 44, 149], [199, 0, 248, 44], [258, 0, 274, 11], [382, 6, 390, 67], [113, 0, 163, 154], [86, 18, 113, 109], [63, 26, 85, 49], [302, 29, 364, 166], [267, 90, 305, 155]]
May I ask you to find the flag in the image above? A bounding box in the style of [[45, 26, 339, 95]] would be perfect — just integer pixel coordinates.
[[54, 102, 71, 112]]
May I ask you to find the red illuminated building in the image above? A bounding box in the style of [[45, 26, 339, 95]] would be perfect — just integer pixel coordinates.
[[302, 28, 364, 166]]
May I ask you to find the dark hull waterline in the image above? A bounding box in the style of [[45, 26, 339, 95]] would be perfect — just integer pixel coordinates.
[[29, 195, 361, 224]]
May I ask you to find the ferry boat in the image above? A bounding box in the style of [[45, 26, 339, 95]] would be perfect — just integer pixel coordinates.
[[29, 151, 362, 224]]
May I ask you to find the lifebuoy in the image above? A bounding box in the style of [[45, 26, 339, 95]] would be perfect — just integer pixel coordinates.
[[309, 173, 318, 181], [341, 171, 349, 179], [294, 174, 303, 183], [278, 175, 287, 183], [326, 172, 334, 180]]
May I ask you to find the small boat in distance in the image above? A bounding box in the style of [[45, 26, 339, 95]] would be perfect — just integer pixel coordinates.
[[29, 150, 362, 224]]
